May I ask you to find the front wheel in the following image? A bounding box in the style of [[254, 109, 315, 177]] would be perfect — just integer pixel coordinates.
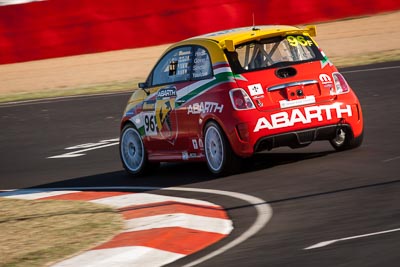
[[330, 128, 364, 151], [120, 124, 148, 176], [204, 121, 240, 176]]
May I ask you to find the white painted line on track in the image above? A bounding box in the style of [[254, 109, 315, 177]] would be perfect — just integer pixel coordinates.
[[48, 139, 119, 159], [167, 187, 272, 267], [90, 192, 219, 208], [4, 186, 272, 267], [304, 228, 400, 250], [341, 65, 400, 74], [382, 155, 400, 163], [2, 190, 78, 200], [0, 91, 131, 108], [124, 213, 233, 234]]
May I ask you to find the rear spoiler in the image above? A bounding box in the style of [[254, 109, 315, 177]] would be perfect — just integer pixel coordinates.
[[224, 25, 317, 52], [304, 25, 317, 37]]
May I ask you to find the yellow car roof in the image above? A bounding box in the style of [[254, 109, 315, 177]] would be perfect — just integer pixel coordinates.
[[186, 25, 317, 51]]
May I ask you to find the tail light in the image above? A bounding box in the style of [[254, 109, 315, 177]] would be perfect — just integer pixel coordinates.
[[332, 72, 350, 94], [229, 88, 255, 110]]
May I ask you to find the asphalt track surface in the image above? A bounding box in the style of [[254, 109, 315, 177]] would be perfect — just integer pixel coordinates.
[[1, 61, 400, 266]]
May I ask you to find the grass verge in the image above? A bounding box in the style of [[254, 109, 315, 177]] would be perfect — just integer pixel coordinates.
[[330, 49, 400, 68], [1, 50, 399, 104], [0, 80, 138, 104], [0, 198, 123, 267]]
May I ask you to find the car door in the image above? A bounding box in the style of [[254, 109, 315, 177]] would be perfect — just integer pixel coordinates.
[[140, 45, 214, 160], [140, 46, 193, 158]]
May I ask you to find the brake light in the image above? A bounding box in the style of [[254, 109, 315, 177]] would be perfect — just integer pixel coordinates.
[[332, 72, 350, 94], [229, 88, 255, 110]]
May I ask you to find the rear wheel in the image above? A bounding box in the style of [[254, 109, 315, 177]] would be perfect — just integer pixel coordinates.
[[204, 121, 240, 176], [120, 124, 148, 176], [330, 127, 363, 151]]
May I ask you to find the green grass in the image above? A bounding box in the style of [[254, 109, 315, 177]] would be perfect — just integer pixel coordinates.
[[0, 198, 123, 267]]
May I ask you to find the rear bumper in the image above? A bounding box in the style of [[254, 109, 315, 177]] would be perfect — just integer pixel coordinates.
[[254, 124, 351, 152], [223, 97, 363, 157]]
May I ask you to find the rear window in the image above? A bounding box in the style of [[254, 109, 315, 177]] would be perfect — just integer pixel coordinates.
[[226, 34, 323, 73]]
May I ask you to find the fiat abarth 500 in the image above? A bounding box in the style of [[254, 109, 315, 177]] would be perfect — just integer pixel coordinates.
[[119, 25, 364, 176]]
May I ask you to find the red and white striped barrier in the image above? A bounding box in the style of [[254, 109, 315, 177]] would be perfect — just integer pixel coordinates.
[[1, 189, 233, 267], [1, 0, 399, 64]]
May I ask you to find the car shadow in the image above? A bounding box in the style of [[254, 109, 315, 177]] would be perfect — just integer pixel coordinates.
[[30, 150, 334, 190], [239, 150, 333, 174]]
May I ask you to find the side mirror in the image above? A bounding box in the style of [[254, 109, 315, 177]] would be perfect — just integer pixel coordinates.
[[138, 82, 147, 89], [138, 82, 150, 96]]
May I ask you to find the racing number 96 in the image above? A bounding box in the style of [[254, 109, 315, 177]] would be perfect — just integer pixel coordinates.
[[286, 36, 313, 47], [144, 114, 157, 135]]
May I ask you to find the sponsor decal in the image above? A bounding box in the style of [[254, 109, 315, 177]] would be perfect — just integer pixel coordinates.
[[319, 73, 334, 93], [157, 88, 177, 98], [132, 65, 241, 139], [142, 112, 157, 136], [256, 99, 264, 107], [192, 139, 198, 150], [189, 153, 203, 159], [155, 88, 178, 144], [187, 102, 224, 114], [193, 48, 211, 79], [182, 152, 204, 160], [198, 138, 204, 148], [248, 83, 264, 96], [279, 95, 316, 109], [140, 87, 179, 142], [319, 74, 332, 84], [192, 138, 204, 150], [286, 35, 314, 47], [253, 103, 352, 132]]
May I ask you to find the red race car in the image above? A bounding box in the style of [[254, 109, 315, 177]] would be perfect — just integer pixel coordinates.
[[119, 25, 363, 176]]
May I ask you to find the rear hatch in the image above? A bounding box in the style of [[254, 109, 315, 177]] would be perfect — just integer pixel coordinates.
[[237, 61, 336, 111], [227, 34, 336, 111]]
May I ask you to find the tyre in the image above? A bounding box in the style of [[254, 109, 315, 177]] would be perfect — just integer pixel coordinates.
[[120, 124, 148, 176], [330, 127, 364, 151], [204, 121, 240, 176]]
